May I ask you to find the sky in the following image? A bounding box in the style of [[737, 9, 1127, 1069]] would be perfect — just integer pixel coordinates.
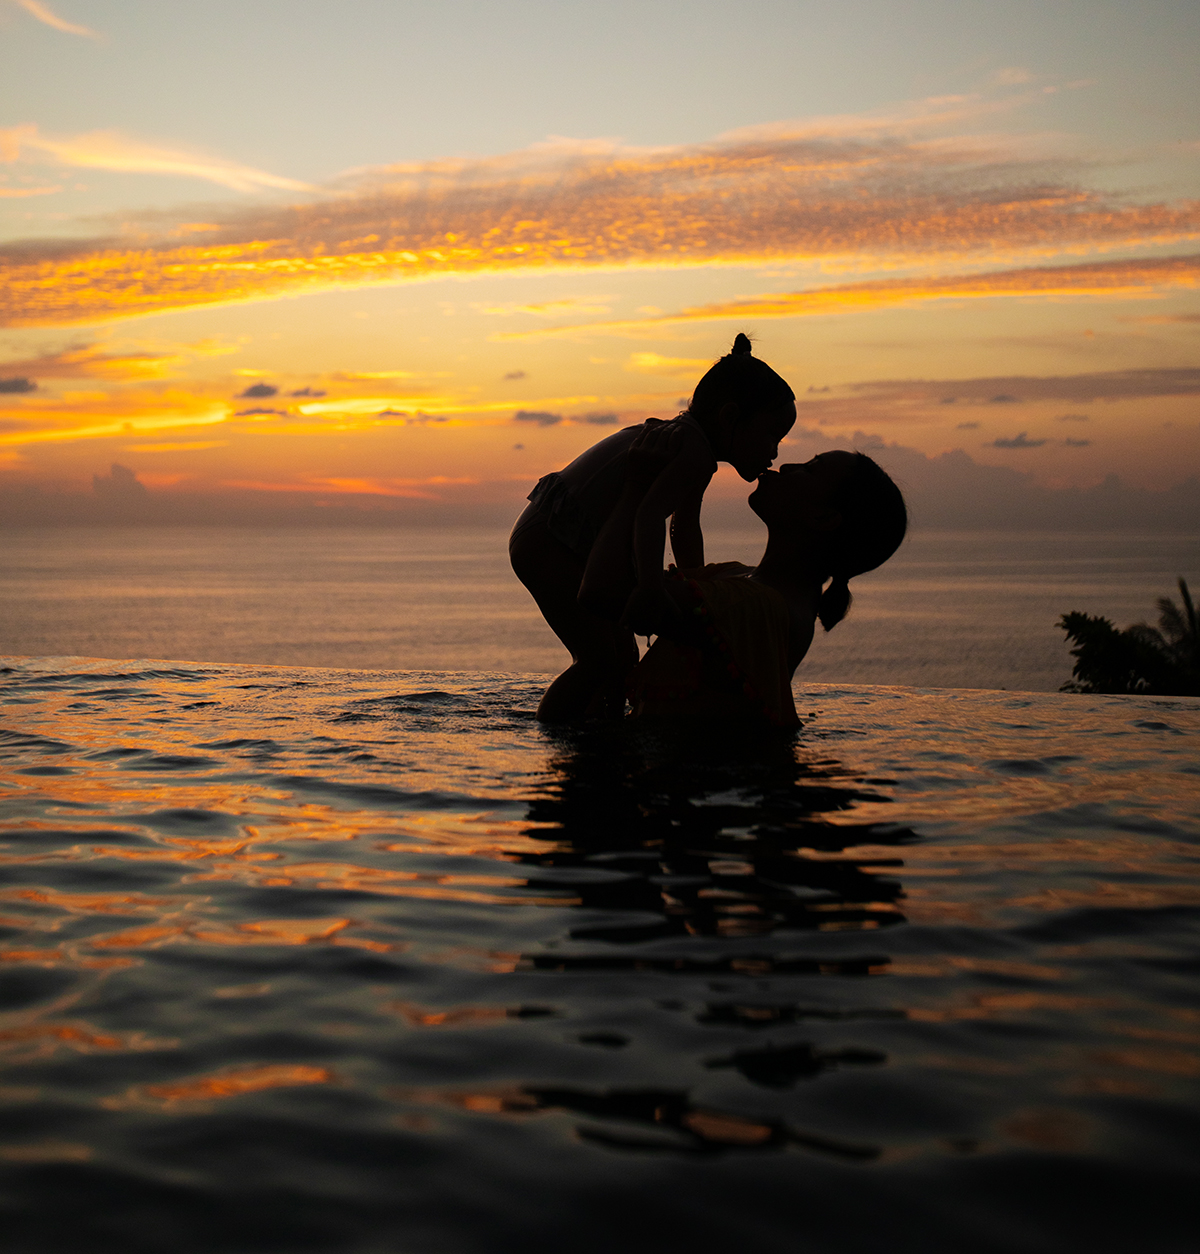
[[2, 0, 1198, 524]]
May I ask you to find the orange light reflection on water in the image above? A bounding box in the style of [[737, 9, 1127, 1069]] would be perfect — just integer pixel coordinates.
[[106, 1064, 334, 1110]]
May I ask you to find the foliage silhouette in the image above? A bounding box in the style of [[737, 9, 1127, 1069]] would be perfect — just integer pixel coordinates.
[[1060, 578, 1200, 695]]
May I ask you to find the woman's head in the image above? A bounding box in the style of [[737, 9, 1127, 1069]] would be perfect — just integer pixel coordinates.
[[750, 450, 908, 630], [687, 333, 796, 481]]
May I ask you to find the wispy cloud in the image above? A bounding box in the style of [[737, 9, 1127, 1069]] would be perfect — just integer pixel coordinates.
[[846, 366, 1200, 405], [12, 0, 100, 40], [125, 440, 229, 453], [41, 344, 180, 380], [0, 185, 61, 198], [0, 389, 228, 447], [624, 352, 713, 376], [991, 432, 1046, 448], [219, 475, 481, 501], [4, 113, 1199, 327], [772, 365, 1200, 431], [1, 125, 313, 193], [1122, 311, 1200, 325], [0, 339, 234, 381], [501, 254, 1200, 339], [472, 296, 614, 317]]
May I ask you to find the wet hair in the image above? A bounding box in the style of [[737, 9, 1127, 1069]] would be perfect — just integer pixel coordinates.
[[817, 454, 908, 631], [685, 333, 795, 428]]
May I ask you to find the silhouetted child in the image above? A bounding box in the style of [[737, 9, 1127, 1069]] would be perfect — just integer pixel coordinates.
[[510, 334, 796, 721]]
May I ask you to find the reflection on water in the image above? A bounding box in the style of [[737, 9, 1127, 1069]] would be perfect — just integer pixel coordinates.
[[1, 657, 1198, 1252]]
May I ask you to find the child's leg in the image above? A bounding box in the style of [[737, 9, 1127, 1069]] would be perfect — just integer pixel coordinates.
[[510, 507, 638, 722]]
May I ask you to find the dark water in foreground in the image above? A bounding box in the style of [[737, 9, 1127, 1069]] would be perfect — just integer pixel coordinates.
[[2, 659, 1199, 1253]]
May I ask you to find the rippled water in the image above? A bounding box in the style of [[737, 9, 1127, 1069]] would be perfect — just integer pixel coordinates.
[[2, 658, 1199, 1253]]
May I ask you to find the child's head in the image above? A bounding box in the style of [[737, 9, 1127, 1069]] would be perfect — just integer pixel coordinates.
[[749, 450, 907, 630], [687, 333, 796, 481]]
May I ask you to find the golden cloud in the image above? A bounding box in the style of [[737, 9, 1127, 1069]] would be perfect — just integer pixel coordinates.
[[471, 296, 614, 317], [4, 124, 1199, 327], [0, 387, 228, 447], [0, 337, 238, 382], [1, 343, 179, 381], [624, 352, 714, 376], [846, 366, 1200, 405], [1, 124, 313, 193], [502, 253, 1200, 338], [0, 185, 61, 198], [785, 365, 1200, 428], [220, 475, 482, 500], [125, 441, 229, 453], [13, 0, 100, 39]]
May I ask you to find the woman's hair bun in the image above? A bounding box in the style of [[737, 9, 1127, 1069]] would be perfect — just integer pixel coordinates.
[[731, 332, 753, 356]]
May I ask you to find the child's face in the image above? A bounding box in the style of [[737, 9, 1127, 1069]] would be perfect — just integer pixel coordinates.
[[726, 402, 796, 482]]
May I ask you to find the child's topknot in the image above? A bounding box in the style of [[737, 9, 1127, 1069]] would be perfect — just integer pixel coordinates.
[[687, 332, 792, 424]]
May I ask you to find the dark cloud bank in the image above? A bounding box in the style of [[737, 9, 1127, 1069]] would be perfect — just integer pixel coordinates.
[[3, 449, 1197, 531]]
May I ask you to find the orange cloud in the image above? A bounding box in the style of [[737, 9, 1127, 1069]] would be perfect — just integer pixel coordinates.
[[0, 341, 209, 381], [782, 365, 1200, 430], [624, 352, 714, 376], [125, 440, 228, 452], [292, 392, 612, 420], [0, 387, 228, 447], [846, 366, 1200, 405], [0, 338, 238, 386], [1, 124, 313, 192], [12, 0, 100, 39], [4, 125, 1198, 327], [221, 475, 482, 500], [472, 296, 614, 317], [502, 253, 1200, 338]]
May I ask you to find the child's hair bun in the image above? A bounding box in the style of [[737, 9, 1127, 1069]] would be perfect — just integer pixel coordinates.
[[731, 333, 753, 356]]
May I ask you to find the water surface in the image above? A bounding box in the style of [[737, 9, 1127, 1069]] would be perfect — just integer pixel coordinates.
[[2, 658, 1198, 1252]]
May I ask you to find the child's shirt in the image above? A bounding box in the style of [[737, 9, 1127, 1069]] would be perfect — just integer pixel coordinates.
[[526, 416, 715, 560]]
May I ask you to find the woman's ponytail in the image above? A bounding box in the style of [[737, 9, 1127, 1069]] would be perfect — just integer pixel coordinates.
[[818, 575, 852, 632], [815, 455, 907, 631]]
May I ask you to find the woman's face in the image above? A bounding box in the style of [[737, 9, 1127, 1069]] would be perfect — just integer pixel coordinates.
[[726, 402, 797, 482], [748, 450, 860, 529]]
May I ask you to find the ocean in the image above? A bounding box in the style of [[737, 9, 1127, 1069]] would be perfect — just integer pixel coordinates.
[[2, 528, 1199, 1252], [3, 526, 1197, 689]]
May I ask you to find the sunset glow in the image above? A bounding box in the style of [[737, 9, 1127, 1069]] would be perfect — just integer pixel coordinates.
[[2, 1, 1198, 512]]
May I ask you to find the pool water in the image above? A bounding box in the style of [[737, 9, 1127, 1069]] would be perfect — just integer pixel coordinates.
[[1, 657, 1198, 1253]]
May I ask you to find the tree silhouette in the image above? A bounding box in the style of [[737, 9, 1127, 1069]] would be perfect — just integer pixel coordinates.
[[1060, 579, 1200, 696]]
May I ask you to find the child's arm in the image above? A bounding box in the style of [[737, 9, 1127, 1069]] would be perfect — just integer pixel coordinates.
[[624, 453, 714, 635], [578, 420, 683, 618], [669, 493, 705, 571]]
